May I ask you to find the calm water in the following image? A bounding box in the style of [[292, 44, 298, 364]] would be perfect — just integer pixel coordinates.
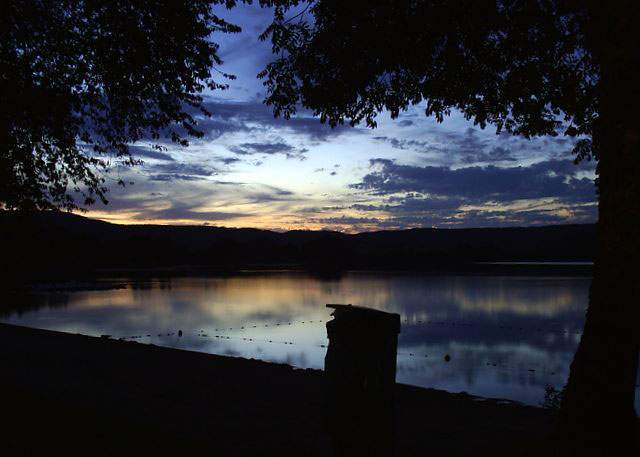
[[4, 272, 633, 407]]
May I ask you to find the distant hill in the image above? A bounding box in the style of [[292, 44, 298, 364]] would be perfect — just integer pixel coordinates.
[[0, 211, 596, 281]]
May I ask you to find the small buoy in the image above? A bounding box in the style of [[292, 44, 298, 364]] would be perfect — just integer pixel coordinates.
[[444, 354, 451, 362], [178, 330, 183, 337]]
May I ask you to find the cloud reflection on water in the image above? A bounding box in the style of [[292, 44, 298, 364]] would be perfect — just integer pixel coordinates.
[[2, 272, 595, 406]]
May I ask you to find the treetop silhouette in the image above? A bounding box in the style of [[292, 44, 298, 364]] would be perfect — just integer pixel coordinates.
[[1, 0, 240, 210]]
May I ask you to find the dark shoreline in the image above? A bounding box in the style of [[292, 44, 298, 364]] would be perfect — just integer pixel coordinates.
[[9, 263, 594, 294], [97, 262, 594, 277], [2, 322, 552, 456]]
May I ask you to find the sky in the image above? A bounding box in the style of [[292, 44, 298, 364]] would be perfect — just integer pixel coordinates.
[[85, 3, 597, 233]]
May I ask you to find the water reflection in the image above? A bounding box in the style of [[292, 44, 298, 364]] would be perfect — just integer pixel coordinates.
[[0, 272, 615, 406]]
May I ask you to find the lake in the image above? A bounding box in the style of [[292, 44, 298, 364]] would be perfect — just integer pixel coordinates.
[[3, 271, 635, 407]]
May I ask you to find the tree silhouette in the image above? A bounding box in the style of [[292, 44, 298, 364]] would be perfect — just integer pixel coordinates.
[[258, 1, 638, 455], [1, 0, 240, 210]]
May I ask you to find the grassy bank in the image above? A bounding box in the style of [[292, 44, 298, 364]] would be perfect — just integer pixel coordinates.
[[2, 323, 551, 456]]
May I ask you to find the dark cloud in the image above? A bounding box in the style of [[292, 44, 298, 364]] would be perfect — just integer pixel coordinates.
[[178, 99, 364, 143], [296, 206, 344, 214], [139, 205, 248, 221], [229, 142, 293, 155], [352, 158, 596, 204], [228, 141, 307, 160], [263, 185, 294, 196], [90, 170, 255, 223], [216, 157, 242, 165], [146, 163, 218, 182], [129, 145, 175, 162], [315, 215, 381, 225], [137, 98, 360, 147], [372, 136, 432, 151], [374, 127, 526, 164], [149, 174, 207, 182], [384, 196, 465, 212], [242, 185, 299, 205], [322, 157, 600, 229], [311, 202, 596, 230], [373, 127, 486, 155], [460, 146, 518, 164]]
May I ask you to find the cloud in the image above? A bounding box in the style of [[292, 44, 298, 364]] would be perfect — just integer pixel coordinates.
[[243, 184, 299, 204], [188, 99, 364, 142], [129, 145, 175, 162], [352, 158, 596, 204], [228, 141, 308, 160], [373, 127, 527, 165], [372, 136, 432, 151], [308, 202, 596, 231], [315, 215, 381, 225], [311, 157, 600, 229], [460, 146, 518, 164], [88, 170, 262, 224], [138, 98, 360, 146], [149, 174, 207, 182], [216, 157, 242, 165], [139, 204, 249, 222], [146, 163, 218, 182]]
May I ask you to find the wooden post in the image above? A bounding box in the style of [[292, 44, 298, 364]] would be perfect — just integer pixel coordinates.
[[324, 304, 401, 457]]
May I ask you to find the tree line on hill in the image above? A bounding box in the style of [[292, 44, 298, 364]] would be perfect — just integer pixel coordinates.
[[0, 211, 595, 283]]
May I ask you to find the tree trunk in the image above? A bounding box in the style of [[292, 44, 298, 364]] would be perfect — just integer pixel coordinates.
[[558, 5, 640, 455]]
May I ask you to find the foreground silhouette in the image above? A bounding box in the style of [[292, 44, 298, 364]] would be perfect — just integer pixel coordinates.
[[2, 322, 551, 457], [325, 305, 400, 456]]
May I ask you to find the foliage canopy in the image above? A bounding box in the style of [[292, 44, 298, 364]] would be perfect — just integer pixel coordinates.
[[1, 0, 240, 210], [259, 0, 599, 160]]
